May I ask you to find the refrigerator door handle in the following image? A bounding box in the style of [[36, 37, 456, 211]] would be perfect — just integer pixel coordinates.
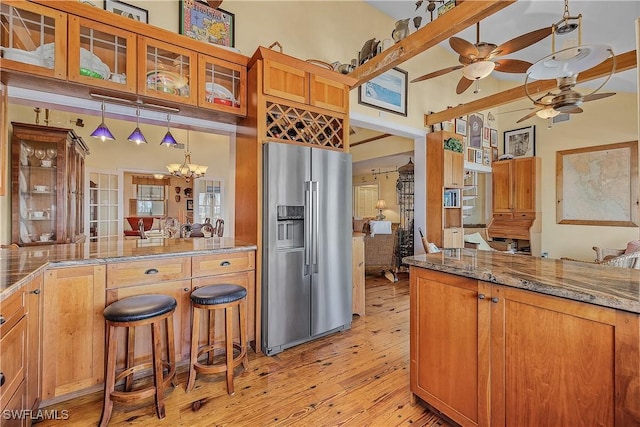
[[304, 181, 311, 275], [312, 181, 319, 272]]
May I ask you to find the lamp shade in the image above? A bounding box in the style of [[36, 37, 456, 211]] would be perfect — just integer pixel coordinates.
[[462, 61, 496, 80], [527, 44, 612, 80], [375, 199, 387, 210], [160, 130, 178, 147], [536, 108, 561, 119], [90, 123, 115, 141], [127, 127, 147, 144]]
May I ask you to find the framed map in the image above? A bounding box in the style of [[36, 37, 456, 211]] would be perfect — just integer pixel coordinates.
[[180, 0, 235, 47], [556, 141, 639, 226]]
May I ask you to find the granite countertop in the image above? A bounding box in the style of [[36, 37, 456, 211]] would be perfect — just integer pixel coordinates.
[[0, 237, 257, 297], [404, 249, 640, 314]]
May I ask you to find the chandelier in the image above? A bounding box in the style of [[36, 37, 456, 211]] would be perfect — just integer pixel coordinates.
[[166, 131, 208, 182]]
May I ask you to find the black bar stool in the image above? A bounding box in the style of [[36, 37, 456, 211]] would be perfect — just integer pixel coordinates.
[[186, 284, 248, 395], [99, 294, 177, 427]]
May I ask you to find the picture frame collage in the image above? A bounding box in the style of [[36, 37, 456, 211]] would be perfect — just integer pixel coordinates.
[[432, 113, 498, 166]]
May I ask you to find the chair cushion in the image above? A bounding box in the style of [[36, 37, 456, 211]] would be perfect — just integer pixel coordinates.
[[624, 240, 640, 254], [104, 294, 177, 322], [191, 284, 247, 305], [464, 232, 493, 251]]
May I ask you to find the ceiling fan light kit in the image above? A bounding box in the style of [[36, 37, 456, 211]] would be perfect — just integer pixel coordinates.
[[461, 60, 495, 80], [527, 44, 613, 80]]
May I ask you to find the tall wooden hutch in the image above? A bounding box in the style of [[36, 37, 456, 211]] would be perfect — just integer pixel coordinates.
[[11, 123, 88, 246]]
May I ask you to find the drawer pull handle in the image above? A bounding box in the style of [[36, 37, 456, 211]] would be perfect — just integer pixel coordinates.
[[31, 289, 41, 295], [0, 372, 4, 387], [491, 297, 499, 304], [145, 268, 159, 275], [0, 316, 4, 325], [478, 294, 486, 300], [220, 261, 231, 267]]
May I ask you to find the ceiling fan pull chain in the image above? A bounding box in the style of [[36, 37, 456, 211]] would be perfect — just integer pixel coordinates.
[[563, 0, 570, 21]]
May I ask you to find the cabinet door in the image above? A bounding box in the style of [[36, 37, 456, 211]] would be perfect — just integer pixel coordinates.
[[491, 285, 631, 426], [198, 53, 246, 116], [105, 280, 192, 363], [512, 157, 536, 213], [67, 16, 137, 93], [26, 275, 42, 413], [351, 235, 365, 316], [263, 59, 308, 104], [410, 268, 489, 426], [138, 37, 197, 105], [309, 74, 348, 113], [443, 227, 464, 248], [42, 265, 106, 400], [444, 150, 463, 187], [0, 316, 26, 413], [1, 380, 26, 427], [492, 160, 512, 213], [0, 1, 67, 80]]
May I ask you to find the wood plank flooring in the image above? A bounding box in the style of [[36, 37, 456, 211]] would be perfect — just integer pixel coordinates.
[[38, 273, 450, 426]]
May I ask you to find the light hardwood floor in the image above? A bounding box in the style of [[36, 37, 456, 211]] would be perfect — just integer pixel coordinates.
[[38, 273, 449, 426]]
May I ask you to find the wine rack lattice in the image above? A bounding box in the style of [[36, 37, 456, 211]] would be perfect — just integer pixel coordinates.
[[265, 102, 344, 149]]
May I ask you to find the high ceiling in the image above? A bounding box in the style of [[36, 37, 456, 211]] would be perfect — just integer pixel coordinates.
[[365, 0, 638, 93]]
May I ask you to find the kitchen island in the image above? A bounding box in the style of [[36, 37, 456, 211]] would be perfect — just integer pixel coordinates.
[[404, 249, 640, 427], [0, 237, 257, 414]]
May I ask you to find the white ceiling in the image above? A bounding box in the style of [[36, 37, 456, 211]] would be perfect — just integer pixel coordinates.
[[365, 0, 639, 93]]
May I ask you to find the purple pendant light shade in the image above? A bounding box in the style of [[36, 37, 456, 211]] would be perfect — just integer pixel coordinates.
[[90, 101, 115, 141], [127, 107, 147, 144], [160, 114, 178, 147]]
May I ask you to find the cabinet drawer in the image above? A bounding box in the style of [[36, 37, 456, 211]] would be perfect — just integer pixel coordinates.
[[0, 288, 26, 335], [0, 316, 27, 411], [192, 251, 255, 278], [492, 212, 514, 220], [513, 211, 536, 219], [107, 257, 191, 288]]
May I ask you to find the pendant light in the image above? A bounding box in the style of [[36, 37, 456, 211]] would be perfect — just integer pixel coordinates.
[[127, 107, 147, 145], [166, 130, 208, 182], [90, 101, 115, 141], [160, 114, 178, 147]]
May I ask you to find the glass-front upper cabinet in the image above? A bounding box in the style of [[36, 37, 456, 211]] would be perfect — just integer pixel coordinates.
[[138, 37, 197, 105], [11, 123, 88, 246], [0, 1, 67, 79], [198, 54, 246, 116], [67, 16, 137, 93]]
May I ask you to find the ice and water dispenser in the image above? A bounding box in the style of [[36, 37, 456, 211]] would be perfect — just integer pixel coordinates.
[[276, 205, 304, 248]]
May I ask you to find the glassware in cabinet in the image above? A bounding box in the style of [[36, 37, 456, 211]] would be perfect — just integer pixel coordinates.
[[11, 123, 88, 246], [0, 1, 67, 79], [138, 37, 197, 105], [67, 15, 137, 93], [197, 53, 246, 116]]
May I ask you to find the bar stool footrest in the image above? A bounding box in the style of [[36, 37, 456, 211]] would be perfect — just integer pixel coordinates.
[[193, 342, 246, 375]]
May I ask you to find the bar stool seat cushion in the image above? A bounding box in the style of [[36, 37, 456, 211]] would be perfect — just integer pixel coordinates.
[[191, 284, 247, 306], [104, 294, 177, 322]]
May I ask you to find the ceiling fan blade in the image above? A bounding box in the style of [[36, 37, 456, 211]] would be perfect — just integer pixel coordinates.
[[516, 109, 541, 124], [449, 37, 479, 59], [494, 26, 553, 56], [456, 76, 474, 94], [583, 92, 616, 102], [493, 59, 532, 74], [564, 106, 584, 114], [411, 65, 464, 83]]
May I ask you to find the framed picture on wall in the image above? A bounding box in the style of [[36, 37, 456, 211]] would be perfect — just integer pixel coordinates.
[[468, 113, 483, 148], [504, 125, 536, 157], [179, 0, 235, 47], [186, 199, 194, 211], [358, 67, 408, 116], [490, 128, 498, 148], [482, 126, 491, 147], [455, 117, 467, 135], [104, 0, 148, 23]]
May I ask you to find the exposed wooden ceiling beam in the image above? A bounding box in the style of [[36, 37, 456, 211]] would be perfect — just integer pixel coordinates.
[[350, 133, 393, 147], [425, 50, 637, 125], [348, 0, 515, 89]]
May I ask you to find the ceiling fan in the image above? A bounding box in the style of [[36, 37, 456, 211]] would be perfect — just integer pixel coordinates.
[[410, 22, 552, 94], [515, 76, 615, 123]]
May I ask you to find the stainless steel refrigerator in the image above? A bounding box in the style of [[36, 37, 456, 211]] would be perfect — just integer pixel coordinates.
[[262, 142, 352, 356]]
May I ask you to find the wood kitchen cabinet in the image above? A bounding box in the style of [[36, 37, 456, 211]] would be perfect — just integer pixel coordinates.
[[137, 36, 197, 105], [192, 251, 258, 350], [11, 123, 89, 246], [26, 275, 42, 415], [67, 15, 137, 93], [198, 53, 246, 116], [42, 265, 105, 402], [410, 267, 640, 426], [489, 157, 541, 255], [0, 286, 27, 420], [426, 131, 464, 248], [0, 1, 67, 80]]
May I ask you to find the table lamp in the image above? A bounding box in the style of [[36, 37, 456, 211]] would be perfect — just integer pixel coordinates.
[[375, 199, 387, 220]]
